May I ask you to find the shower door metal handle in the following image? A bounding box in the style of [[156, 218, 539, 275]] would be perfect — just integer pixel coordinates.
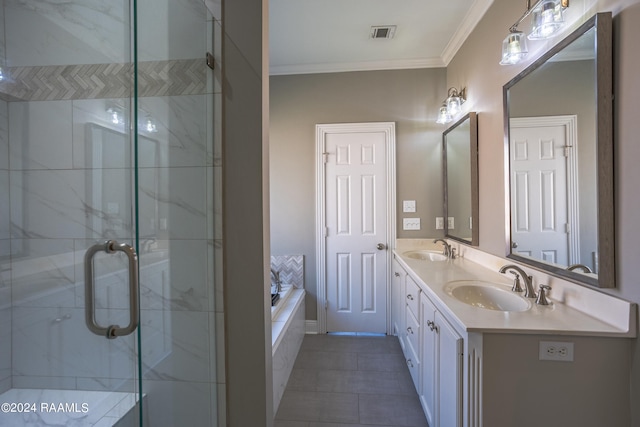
[[84, 240, 139, 339]]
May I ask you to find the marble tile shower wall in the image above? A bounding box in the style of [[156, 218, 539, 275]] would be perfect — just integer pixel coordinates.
[[0, 0, 224, 424]]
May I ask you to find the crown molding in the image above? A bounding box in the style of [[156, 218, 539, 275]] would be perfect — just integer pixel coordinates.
[[269, 57, 445, 76], [441, 0, 495, 65]]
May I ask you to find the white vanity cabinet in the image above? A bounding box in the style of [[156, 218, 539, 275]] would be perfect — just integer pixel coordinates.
[[420, 287, 463, 427], [391, 259, 407, 343]]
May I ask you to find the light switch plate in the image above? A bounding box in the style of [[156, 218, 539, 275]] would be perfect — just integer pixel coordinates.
[[403, 218, 420, 230], [436, 217, 444, 230], [403, 200, 416, 213], [447, 217, 455, 229]]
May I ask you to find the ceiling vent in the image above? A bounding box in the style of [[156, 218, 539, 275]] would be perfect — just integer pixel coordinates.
[[370, 25, 397, 39]]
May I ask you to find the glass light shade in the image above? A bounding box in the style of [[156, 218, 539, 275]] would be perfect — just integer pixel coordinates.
[[446, 95, 462, 116], [500, 31, 528, 65], [436, 105, 452, 124], [528, 0, 564, 40]]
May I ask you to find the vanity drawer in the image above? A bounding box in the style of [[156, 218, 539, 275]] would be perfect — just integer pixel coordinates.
[[405, 337, 421, 392], [405, 304, 420, 354], [405, 275, 420, 316]]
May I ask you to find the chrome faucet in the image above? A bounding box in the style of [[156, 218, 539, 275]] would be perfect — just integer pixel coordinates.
[[498, 264, 537, 298], [567, 263, 593, 273], [433, 239, 452, 258], [270, 268, 282, 293]]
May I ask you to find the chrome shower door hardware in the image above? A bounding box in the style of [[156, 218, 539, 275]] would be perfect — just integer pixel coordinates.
[[84, 240, 140, 339]]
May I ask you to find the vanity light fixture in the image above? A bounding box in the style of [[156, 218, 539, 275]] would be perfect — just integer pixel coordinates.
[[500, 0, 569, 65], [106, 105, 125, 125], [436, 87, 466, 124]]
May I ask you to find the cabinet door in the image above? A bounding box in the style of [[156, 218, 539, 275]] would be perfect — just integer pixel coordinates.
[[392, 259, 406, 338], [436, 311, 463, 427], [420, 295, 437, 426]]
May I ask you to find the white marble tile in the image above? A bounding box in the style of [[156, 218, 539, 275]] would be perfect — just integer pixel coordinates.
[[11, 169, 133, 240], [140, 380, 211, 427], [11, 375, 77, 390], [72, 99, 131, 170], [0, 101, 8, 171], [0, 172, 9, 239], [0, 286, 10, 388], [11, 239, 76, 307], [139, 167, 207, 239], [137, 0, 207, 62], [138, 96, 208, 168], [205, 0, 222, 22], [5, 0, 130, 67], [140, 310, 210, 382], [139, 240, 208, 311], [0, 389, 137, 427], [9, 101, 73, 170], [272, 291, 305, 413], [12, 306, 136, 381], [214, 311, 225, 384]]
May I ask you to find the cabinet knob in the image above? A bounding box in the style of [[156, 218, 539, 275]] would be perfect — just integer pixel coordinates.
[[427, 320, 436, 331], [394, 272, 400, 277], [406, 359, 414, 368], [406, 326, 413, 335], [406, 294, 414, 301]]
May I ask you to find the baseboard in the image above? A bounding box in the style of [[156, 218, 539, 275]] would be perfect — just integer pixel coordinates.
[[305, 320, 318, 334]]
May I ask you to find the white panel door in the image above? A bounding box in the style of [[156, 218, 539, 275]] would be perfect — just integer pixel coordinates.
[[510, 124, 569, 265], [325, 130, 388, 333]]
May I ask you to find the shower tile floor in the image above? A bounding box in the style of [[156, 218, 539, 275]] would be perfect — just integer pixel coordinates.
[[274, 334, 429, 427]]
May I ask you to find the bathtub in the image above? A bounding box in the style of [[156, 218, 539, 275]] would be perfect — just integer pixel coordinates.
[[271, 284, 305, 414]]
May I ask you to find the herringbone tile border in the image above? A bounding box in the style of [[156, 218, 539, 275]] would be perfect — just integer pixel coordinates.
[[0, 59, 206, 102]]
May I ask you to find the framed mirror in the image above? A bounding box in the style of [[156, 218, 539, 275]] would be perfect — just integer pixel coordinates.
[[444, 112, 479, 245], [503, 12, 613, 288]]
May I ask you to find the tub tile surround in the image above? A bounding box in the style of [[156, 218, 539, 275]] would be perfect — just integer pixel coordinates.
[[272, 287, 305, 413], [395, 239, 637, 336], [270, 255, 304, 289]]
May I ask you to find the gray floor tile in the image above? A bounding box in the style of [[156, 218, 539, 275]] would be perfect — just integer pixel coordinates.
[[358, 394, 428, 427], [294, 350, 358, 371], [308, 423, 394, 427], [275, 421, 310, 427], [316, 369, 415, 395], [276, 390, 360, 423], [357, 352, 407, 372], [286, 368, 319, 391]]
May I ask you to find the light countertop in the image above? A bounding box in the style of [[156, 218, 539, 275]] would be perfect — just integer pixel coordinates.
[[394, 243, 636, 338]]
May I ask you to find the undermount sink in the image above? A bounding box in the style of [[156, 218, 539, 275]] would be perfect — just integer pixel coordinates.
[[445, 280, 531, 312], [403, 250, 448, 262]]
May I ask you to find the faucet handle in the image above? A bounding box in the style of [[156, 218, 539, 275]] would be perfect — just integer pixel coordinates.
[[509, 272, 523, 292], [536, 285, 552, 305]]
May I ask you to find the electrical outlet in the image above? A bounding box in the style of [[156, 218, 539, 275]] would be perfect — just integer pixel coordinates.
[[403, 218, 420, 230], [447, 217, 455, 229], [539, 341, 574, 362], [436, 217, 444, 230]]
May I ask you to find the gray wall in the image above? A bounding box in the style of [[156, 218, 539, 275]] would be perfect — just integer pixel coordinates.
[[270, 68, 447, 319], [446, 0, 640, 423]]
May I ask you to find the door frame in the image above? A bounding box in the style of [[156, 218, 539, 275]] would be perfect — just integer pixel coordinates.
[[315, 122, 396, 334], [510, 115, 580, 264]]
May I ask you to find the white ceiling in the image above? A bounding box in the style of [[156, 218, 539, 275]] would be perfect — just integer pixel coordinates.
[[269, 0, 495, 75]]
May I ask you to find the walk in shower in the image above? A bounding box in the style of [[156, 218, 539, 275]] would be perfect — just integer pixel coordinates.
[[0, 0, 223, 425]]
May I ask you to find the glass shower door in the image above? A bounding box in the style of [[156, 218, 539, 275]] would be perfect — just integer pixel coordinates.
[[0, 0, 220, 425], [0, 0, 144, 425]]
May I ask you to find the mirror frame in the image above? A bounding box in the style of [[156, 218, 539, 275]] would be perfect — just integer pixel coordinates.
[[444, 112, 479, 246], [503, 12, 613, 288]]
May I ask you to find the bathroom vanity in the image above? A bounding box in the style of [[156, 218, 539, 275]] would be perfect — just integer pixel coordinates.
[[392, 240, 636, 427]]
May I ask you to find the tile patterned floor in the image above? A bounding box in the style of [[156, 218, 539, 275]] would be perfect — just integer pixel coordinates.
[[274, 334, 429, 427]]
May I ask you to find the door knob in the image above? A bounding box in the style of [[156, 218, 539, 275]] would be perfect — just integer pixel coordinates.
[[512, 241, 518, 249], [376, 243, 386, 250]]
